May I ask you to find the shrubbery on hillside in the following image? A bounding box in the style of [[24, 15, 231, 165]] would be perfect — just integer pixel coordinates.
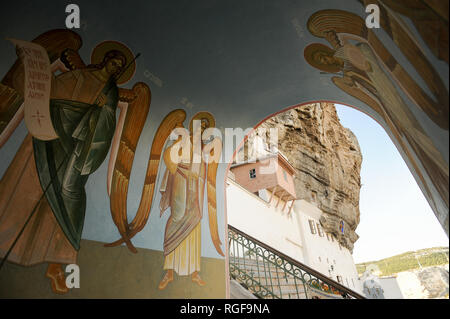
[[357, 247, 449, 276]]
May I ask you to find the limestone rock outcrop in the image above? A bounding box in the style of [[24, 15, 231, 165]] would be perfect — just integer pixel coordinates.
[[416, 266, 449, 298], [245, 103, 362, 252]]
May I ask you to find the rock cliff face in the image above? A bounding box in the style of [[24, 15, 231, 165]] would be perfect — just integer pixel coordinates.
[[416, 266, 449, 298], [246, 103, 362, 252]]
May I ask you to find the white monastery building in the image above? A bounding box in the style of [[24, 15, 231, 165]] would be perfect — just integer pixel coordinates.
[[226, 151, 363, 294]]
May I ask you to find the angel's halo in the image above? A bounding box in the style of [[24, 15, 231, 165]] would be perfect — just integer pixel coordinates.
[[91, 40, 136, 85]]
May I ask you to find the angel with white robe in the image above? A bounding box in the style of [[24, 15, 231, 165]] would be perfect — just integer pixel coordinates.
[[157, 111, 224, 290]]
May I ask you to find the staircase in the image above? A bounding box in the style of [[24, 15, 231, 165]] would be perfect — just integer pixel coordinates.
[[228, 225, 365, 299], [229, 256, 309, 299]]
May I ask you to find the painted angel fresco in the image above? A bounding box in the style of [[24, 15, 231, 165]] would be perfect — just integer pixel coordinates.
[[0, 29, 173, 294], [304, 9, 449, 218], [157, 111, 224, 290], [360, 0, 448, 64]]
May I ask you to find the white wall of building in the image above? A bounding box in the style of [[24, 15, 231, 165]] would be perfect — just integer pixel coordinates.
[[226, 179, 305, 263], [226, 179, 363, 294], [294, 200, 363, 294]]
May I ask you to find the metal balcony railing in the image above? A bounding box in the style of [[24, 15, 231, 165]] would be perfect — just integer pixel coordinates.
[[228, 225, 365, 299]]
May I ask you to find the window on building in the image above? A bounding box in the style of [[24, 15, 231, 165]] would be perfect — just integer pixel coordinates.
[[283, 170, 288, 182], [317, 223, 324, 237], [326, 258, 329, 264], [318, 256, 321, 262], [249, 168, 256, 179], [309, 220, 317, 234], [336, 275, 343, 284]]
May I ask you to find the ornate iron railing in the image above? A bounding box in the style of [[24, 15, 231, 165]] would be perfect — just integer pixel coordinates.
[[228, 225, 365, 299]]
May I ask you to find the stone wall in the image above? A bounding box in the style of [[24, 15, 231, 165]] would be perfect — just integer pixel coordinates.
[[243, 103, 362, 251]]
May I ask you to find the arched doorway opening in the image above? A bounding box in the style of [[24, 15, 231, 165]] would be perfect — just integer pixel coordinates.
[[223, 99, 448, 299]]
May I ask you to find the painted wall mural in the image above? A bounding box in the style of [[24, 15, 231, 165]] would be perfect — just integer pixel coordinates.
[[0, 29, 225, 297], [304, 7, 449, 228], [158, 111, 223, 290], [0, 0, 447, 298]]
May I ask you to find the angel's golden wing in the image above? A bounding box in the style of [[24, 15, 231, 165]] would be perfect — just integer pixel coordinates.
[[373, 0, 448, 63], [106, 106, 187, 252], [0, 83, 22, 136], [0, 29, 82, 139], [106, 83, 151, 252], [206, 137, 225, 257]]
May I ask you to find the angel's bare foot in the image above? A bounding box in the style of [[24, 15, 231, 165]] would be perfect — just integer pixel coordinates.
[[45, 263, 69, 295], [192, 271, 206, 286], [158, 270, 174, 290]]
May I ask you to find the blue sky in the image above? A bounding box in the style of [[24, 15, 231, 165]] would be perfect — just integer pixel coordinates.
[[335, 105, 449, 264]]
